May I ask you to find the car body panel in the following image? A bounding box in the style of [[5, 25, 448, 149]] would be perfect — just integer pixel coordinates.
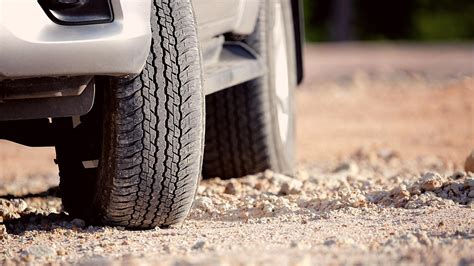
[[0, 0, 259, 80], [193, 0, 259, 40], [0, 0, 152, 80]]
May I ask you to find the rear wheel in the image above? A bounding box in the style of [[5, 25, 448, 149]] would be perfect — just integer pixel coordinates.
[[55, 0, 204, 229], [203, 0, 297, 179]]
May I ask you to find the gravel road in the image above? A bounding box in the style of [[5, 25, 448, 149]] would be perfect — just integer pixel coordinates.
[[1, 43, 473, 265]]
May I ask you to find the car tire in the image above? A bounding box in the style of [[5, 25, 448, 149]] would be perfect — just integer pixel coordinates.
[[54, 0, 204, 229], [203, 0, 297, 179]]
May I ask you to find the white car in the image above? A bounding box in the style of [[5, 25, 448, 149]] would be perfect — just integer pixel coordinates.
[[0, 0, 303, 228]]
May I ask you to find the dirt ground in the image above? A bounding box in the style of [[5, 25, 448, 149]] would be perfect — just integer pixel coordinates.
[[1, 43, 473, 265]]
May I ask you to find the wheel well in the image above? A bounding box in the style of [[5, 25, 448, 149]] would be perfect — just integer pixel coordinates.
[[0, 119, 56, 147]]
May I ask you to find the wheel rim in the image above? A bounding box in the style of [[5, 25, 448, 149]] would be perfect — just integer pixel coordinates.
[[272, 1, 291, 146]]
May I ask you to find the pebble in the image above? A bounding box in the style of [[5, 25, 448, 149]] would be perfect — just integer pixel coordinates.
[[290, 240, 304, 249], [415, 231, 432, 246], [450, 171, 465, 180], [390, 185, 411, 207], [10, 199, 27, 213], [262, 203, 275, 214], [279, 179, 303, 195], [0, 199, 12, 215], [378, 149, 399, 162], [385, 233, 420, 247], [191, 240, 206, 250], [71, 218, 86, 228], [21, 245, 57, 260], [468, 190, 474, 198], [465, 178, 474, 188], [323, 238, 337, 246], [163, 245, 174, 253], [224, 182, 239, 195], [56, 249, 67, 256], [323, 237, 356, 247], [0, 199, 19, 222], [420, 172, 443, 191], [0, 224, 7, 239], [332, 161, 359, 175], [193, 197, 214, 212], [269, 172, 294, 184]]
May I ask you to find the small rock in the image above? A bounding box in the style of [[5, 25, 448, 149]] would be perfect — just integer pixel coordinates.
[[450, 171, 465, 180], [270, 172, 294, 184], [193, 197, 214, 212], [465, 178, 474, 188], [163, 245, 174, 253], [263, 169, 275, 179], [262, 203, 275, 214], [0, 198, 11, 207], [254, 181, 266, 191], [290, 240, 303, 249], [341, 237, 356, 246], [323, 236, 356, 247], [191, 240, 206, 250], [279, 179, 303, 195], [391, 185, 411, 198], [332, 161, 359, 175], [378, 149, 399, 161], [10, 199, 27, 213], [196, 185, 206, 195], [468, 190, 474, 198], [92, 246, 104, 253], [420, 172, 443, 191], [23, 206, 37, 214], [0, 224, 7, 239], [56, 249, 67, 256], [415, 231, 432, 246], [71, 218, 86, 228], [0, 199, 12, 215], [385, 233, 420, 247], [0, 199, 19, 222], [21, 245, 56, 259], [465, 151, 474, 173], [290, 240, 305, 249], [323, 238, 337, 246], [224, 182, 239, 195]]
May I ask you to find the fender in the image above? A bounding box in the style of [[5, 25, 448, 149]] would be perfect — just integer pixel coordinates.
[[291, 0, 304, 84]]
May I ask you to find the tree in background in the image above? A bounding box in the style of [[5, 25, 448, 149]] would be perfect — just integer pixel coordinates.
[[330, 0, 354, 41], [355, 0, 415, 40], [303, 0, 474, 42]]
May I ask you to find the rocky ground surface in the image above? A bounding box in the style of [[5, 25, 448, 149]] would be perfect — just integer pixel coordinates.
[[0, 43, 473, 265], [0, 151, 473, 265]]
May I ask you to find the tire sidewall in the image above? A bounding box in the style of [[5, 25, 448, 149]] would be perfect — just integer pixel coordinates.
[[265, 0, 297, 174]]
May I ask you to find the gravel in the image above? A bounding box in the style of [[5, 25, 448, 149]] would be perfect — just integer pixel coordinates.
[[190, 150, 473, 222], [1, 148, 472, 265]]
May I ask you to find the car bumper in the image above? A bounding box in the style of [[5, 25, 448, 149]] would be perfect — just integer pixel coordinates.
[[0, 0, 151, 80]]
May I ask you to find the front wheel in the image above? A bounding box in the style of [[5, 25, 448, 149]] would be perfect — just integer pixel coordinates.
[[203, 0, 297, 179], [55, 0, 204, 229]]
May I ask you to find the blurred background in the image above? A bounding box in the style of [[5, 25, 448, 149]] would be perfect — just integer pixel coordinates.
[[303, 0, 474, 42], [295, 0, 473, 168]]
